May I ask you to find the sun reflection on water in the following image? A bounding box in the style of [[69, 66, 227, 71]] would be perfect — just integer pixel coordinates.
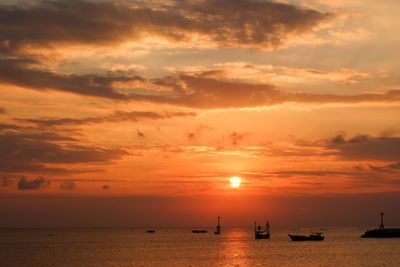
[[217, 228, 251, 266]]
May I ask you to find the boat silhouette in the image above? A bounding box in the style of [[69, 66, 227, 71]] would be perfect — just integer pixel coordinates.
[[192, 229, 207, 233], [361, 212, 400, 238], [214, 217, 221, 235], [289, 232, 324, 241], [254, 221, 270, 239], [146, 229, 155, 233]]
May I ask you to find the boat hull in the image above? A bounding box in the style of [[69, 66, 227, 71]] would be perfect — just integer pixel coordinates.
[[255, 233, 270, 239], [361, 228, 400, 238], [288, 234, 324, 241], [192, 230, 207, 233]]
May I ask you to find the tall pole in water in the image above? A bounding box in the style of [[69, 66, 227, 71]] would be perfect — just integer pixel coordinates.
[[380, 212, 384, 230], [214, 216, 221, 234]]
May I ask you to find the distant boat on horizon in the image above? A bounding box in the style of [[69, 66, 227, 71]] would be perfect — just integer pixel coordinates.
[[255, 221, 270, 239], [361, 212, 400, 238], [214, 217, 221, 235], [146, 229, 155, 233], [289, 232, 324, 241], [192, 229, 207, 233]]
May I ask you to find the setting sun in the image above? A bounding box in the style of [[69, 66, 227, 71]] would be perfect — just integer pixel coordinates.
[[230, 176, 242, 188]]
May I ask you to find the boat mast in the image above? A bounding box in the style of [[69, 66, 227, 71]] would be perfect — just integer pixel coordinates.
[[380, 212, 384, 230]]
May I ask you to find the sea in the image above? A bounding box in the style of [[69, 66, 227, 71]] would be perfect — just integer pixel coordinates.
[[1, 227, 399, 266]]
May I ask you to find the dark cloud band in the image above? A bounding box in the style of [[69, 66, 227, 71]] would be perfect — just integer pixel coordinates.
[[2, 57, 400, 108], [0, 0, 332, 53]]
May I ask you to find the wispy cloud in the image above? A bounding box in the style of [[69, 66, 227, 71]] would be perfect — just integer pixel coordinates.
[[16, 110, 196, 127]]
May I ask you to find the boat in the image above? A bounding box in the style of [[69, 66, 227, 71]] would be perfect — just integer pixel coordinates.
[[214, 216, 221, 235], [289, 232, 324, 241], [192, 229, 207, 233], [146, 230, 155, 233], [361, 212, 400, 238], [254, 221, 270, 239]]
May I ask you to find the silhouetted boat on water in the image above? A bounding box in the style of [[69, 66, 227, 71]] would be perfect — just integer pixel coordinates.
[[289, 232, 324, 241], [192, 229, 207, 233], [214, 216, 221, 235], [146, 230, 155, 233], [361, 213, 400, 238], [255, 221, 270, 239]]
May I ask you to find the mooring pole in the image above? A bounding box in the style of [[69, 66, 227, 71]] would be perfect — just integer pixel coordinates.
[[380, 212, 384, 230]]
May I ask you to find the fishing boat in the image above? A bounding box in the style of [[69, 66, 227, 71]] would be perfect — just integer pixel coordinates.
[[254, 221, 270, 239], [146, 230, 155, 233], [361, 213, 400, 238], [192, 229, 207, 233], [214, 216, 221, 235], [288, 232, 324, 241]]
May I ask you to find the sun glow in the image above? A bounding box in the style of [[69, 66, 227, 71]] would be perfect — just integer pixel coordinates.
[[230, 176, 241, 188]]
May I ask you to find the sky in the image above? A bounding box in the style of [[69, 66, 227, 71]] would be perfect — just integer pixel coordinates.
[[0, 0, 400, 228]]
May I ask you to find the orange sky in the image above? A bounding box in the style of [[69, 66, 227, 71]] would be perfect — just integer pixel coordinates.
[[0, 0, 400, 227]]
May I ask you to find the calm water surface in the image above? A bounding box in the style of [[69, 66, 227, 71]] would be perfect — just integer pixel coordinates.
[[1, 227, 399, 266]]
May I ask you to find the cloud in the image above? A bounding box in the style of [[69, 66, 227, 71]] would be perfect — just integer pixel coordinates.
[[329, 134, 400, 161], [0, 58, 281, 107], [0, 58, 132, 100], [0, 123, 27, 131], [289, 90, 400, 106], [2, 57, 400, 109], [0, 0, 333, 54], [60, 180, 75, 190], [154, 76, 400, 108], [137, 129, 145, 138], [368, 162, 400, 173], [16, 110, 197, 127], [17, 176, 49, 190], [193, 62, 373, 86], [187, 125, 213, 141], [229, 132, 251, 145], [0, 124, 127, 174]]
